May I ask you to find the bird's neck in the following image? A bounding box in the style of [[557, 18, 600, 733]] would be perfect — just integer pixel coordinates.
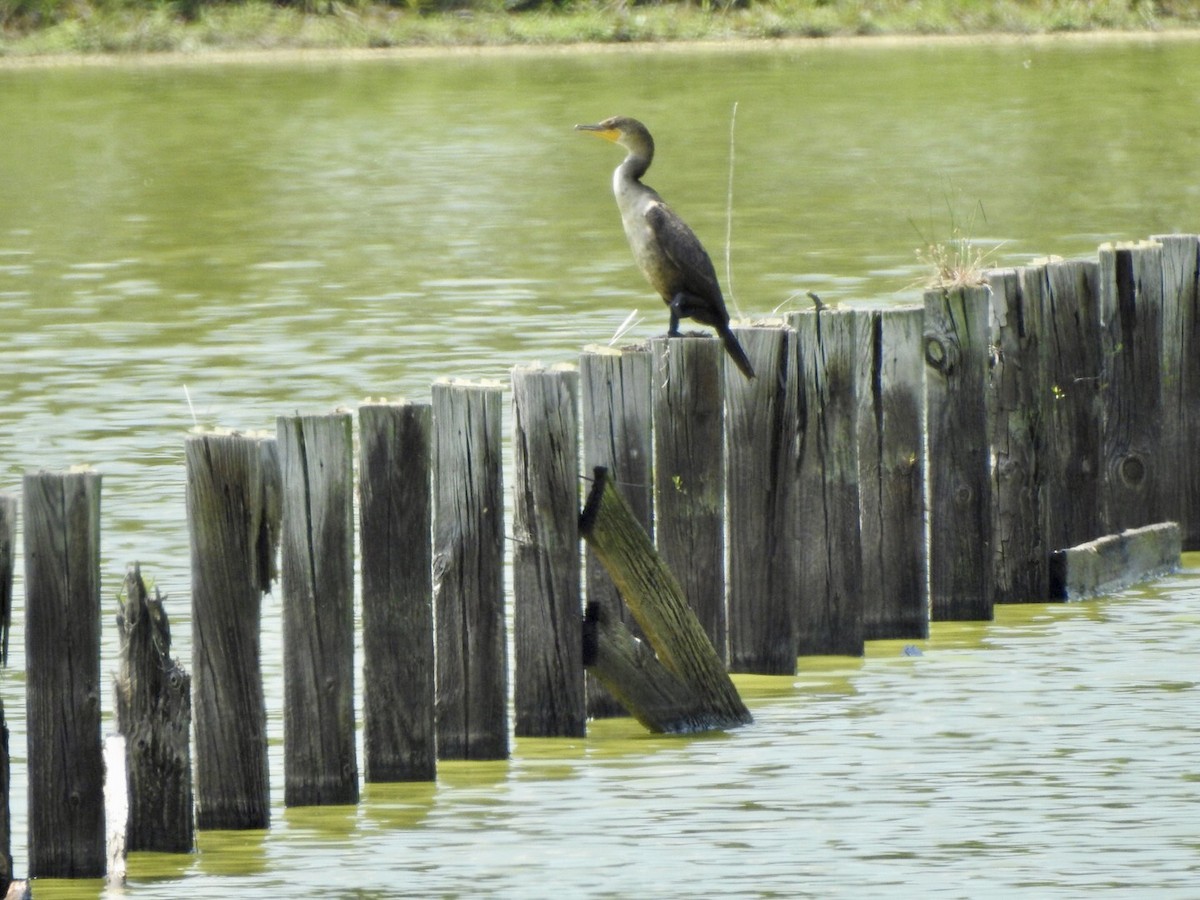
[[617, 148, 652, 183]]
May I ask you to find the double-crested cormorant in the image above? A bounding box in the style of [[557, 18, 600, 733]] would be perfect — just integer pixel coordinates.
[[575, 116, 755, 379]]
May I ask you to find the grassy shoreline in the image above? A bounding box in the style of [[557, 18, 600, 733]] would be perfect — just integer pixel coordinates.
[[2, 1, 1200, 62]]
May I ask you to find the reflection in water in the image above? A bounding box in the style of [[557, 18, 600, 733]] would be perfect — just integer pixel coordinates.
[[1, 38, 1200, 897]]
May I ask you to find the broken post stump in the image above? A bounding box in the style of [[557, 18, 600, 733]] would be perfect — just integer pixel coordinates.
[[186, 432, 279, 830], [114, 564, 193, 853], [432, 381, 508, 760], [579, 467, 751, 732], [277, 412, 359, 807], [511, 365, 585, 739], [24, 468, 105, 877], [358, 401, 436, 783], [579, 344, 653, 719]]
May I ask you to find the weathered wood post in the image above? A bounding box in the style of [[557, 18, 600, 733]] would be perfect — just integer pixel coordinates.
[[579, 344, 653, 718], [277, 412, 359, 806], [1152, 233, 1200, 550], [0, 494, 14, 667], [432, 380, 508, 760], [186, 432, 280, 830], [924, 285, 993, 621], [986, 267, 1050, 603], [791, 309, 865, 655], [114, 564, 193, 852], [724, 324, 800, 674], [512, 365, 586, 738], [0, 495, 11, 895], [1098, 241, 1166, 533], [651, 336, 727, 660], [1039, 259, 1103, 551], [24, 468, 105, 877], [855, 307, 927, 638], [358, 401, 436, 782], [580, 467, 752, 732]]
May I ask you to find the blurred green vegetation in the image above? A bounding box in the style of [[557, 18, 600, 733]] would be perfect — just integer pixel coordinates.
[[2, 0, 1198, 56]]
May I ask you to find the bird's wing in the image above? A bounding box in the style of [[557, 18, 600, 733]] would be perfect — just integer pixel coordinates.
[[645, 201, 723, 298]]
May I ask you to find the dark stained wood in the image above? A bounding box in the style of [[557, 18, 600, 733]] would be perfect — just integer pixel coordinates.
[[792, 309, 865, 655], [924, 286, 993, 621], [651, 336, 727, 661], [1152, 234, 1200, 551], [277, 413, 359, 806], [985, 267, 1050, 603], [358, 401, 436, 783], [511, 365, 586, 738], [0, 495, 13, 667], [24, 468, 105, 877], [856, 307, 928, 638], [1098, 241, 1166, 533], [579, 344, 653, 718], [114, 564, 194, 852], [186, 433, 279, 830], [432, 381, 508, 761], [579, 468, 752, 732], [1039, 259, 1104, 551], [724, 324, 799, 674]]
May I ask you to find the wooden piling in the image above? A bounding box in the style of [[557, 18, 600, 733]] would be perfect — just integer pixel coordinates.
[[580, 467, 751, 731], [0, 699, 9, 898], [24, 468, 105, 877], [791, 309, 865, 656], [724, 324, 800, 674], [512, 365, 586, 738], [1098, 241, 1166, 533], [358, 401, 436, 783], [1039, 259, 1103, 551], [856, 307, 928, 638], [986, 267, 1050, 603], [0, 495, 13, 667], [277, 412, 359, 806], [651, 336, 727, 660], [579, 344, 653, 718], [1152, 234, 1200, 551], [114, 564, 194, 853], [924, 285, 993, 621], [186, 432, 279, 830], [432, 381, 508, 761]]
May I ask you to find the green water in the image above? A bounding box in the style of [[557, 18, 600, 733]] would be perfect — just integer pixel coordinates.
[[3, 37, 1200, 897]]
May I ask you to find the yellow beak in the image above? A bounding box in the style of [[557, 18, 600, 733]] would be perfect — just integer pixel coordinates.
[[574, 123, 620, 143]]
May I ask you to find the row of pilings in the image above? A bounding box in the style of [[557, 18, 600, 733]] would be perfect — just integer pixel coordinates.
[[0, 233, 1196, 881]]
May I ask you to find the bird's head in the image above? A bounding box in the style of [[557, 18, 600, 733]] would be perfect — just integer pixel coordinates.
[[575, 116, 654, 159]]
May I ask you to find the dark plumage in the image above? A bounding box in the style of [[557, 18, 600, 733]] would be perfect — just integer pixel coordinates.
[[575, 116, 755, 379]]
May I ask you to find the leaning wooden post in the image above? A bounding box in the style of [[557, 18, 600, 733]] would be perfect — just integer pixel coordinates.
[[724, 324, 799, 674], [579, 344, 653, 718], [512, 365, 585, 738], [24, 468, 105, 877], [277, 412, 359, 806], [186, 432, 279, 830], [986, 267, 1050, 603], [0, 494, 14, 667], [1153, 233, 1200, 550], [924, 285, 993, 621], [432, 380, 508, 760], [358, 401, 436, 782], [791, 308, 865, 655], [580, 467, 751, 731], [856, 307, 928, 638], [651, 336, 727, 660], [1039, 259, 1103, 551], [1098, 241, 1167, 534], [114, 563, 193, 852]]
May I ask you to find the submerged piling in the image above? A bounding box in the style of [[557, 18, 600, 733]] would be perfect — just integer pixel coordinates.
[[358, 401, 436, 782], [24, 468, 105, 877]]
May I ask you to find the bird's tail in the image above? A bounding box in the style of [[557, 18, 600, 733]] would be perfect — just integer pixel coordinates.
[[720, 325, 756, 380]]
